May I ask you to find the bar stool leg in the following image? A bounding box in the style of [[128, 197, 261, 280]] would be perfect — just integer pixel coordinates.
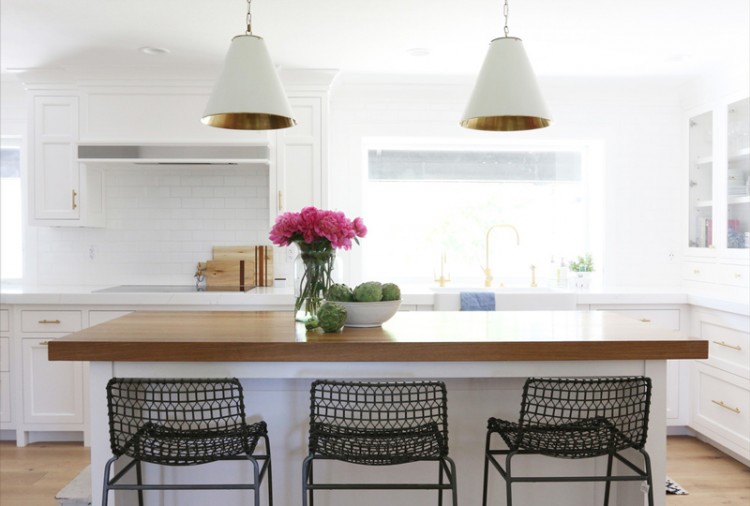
[[505, 452, 514, 506], [482, 433, 491, 506], [135, 460, 144, 506], [603, 452, 614, 506]]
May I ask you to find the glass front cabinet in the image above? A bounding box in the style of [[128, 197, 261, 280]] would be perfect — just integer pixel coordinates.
[[726, 97, 750, 251], [687, 95, 750, 257]]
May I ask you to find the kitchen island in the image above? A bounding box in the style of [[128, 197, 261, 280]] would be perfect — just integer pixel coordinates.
[[49, 310, 707, 506]]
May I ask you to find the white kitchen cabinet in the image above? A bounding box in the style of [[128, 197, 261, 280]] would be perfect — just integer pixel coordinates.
[[21, 337, 84, 426], [15, 308, 86, 446], [271, 87, 331, 281], [689, 307, 750, 464], [683, 93, 750, 297], [591, 305, 687, 425], [0, 308, 11, 428], [27, 93, 105, 227]]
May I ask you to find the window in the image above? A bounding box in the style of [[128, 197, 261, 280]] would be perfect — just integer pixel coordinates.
[[1, 140, 23, 280], [363, 141, 599, 286]]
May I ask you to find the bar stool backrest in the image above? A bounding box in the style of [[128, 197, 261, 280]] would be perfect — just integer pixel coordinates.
[[520, 376, 652, 451], [308, 380, 449, 457], [106, 378, 247, 462]]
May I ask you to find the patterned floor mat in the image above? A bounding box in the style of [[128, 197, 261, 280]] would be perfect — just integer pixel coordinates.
[[666, 476, 689, 495]]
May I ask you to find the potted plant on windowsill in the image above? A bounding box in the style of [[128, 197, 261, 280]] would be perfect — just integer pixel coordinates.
[[568, 254, 594, 289]]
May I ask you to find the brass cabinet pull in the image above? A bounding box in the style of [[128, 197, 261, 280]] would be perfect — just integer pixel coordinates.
[[38, 319, 61, 324], [72, 189, 78, 210], [712, 340, 742, 351], [639, 318, 651, 323], [711, 399, 741, 414], [693, 269, 701, 274], [277, 190, 283, 212], [39, 341, 50, 346]]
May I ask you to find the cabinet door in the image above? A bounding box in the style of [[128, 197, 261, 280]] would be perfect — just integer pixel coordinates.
[[275, 95, 324, 214], [32, 96, 80, 220], [22, 338, 84, 425], [725, 97, 750, 251], [687, 109, 714, 251]]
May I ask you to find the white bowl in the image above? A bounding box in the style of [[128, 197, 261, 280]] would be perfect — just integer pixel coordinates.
[[335, 300, 402, 327]]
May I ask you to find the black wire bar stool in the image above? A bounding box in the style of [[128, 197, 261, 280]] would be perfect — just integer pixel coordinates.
[[303, 379, 458, 506], [102, 378, 272, 506], [482, 376, 654, 506]]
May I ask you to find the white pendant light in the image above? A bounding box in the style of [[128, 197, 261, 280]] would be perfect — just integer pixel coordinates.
[[202, 0, 296, 130], [461, 0, 551, 131]]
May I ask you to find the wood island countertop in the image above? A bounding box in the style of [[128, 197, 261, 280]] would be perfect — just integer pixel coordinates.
[[48, 310, 708, 362]]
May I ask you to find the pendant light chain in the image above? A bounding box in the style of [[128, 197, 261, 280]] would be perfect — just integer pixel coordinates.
[[503, 0, 510, 37], [246, 0, 253, 35]]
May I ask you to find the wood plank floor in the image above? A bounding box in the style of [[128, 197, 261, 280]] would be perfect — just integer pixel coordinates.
[[0, 436, 748, 505], [666, 436, 750, 506]]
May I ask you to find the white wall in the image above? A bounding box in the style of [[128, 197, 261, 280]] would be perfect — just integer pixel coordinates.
[[3, 71, 743, 288], [328, 74, 686, 287]]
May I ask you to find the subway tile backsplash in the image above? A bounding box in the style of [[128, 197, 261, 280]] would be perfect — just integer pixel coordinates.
[[35, 166, 270, 286]]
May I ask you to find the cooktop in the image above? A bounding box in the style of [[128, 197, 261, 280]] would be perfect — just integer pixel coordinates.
[[93, 285, 254, 293]]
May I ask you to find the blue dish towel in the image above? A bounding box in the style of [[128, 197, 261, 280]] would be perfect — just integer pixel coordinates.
[[460, 292, 496, 311]]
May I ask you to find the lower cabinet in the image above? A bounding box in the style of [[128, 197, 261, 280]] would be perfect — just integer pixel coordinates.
[[21, 337, 84, 425], [13, 308, 86, 446], [689, 307, 750, 462], [691, 362, 750, 460], [590, 305, 687, 425]]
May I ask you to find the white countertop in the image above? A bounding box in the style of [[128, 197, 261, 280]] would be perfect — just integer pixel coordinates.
[[1, 283, 747, 315]]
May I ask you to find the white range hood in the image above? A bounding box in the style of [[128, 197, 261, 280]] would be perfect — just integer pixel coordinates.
[[77, 144, 270, 165]]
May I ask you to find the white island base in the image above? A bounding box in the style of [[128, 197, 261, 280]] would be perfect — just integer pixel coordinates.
[[88, 360, 666, 506]]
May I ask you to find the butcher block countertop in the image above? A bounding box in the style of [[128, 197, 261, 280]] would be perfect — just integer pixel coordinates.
[[48, 310, 708, 362]]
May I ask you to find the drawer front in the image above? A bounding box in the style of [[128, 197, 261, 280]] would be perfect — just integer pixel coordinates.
[[21, 310, 82, 333], [0, 337, 9, 372], [702, 321, 750, 378], [0, 309, 8, 333], [601, 308, 681, 331], [88, 310, 132, 328], [683, 261, 715, 283], [717, 262, 750, 288], [691, 363, 750, 455]]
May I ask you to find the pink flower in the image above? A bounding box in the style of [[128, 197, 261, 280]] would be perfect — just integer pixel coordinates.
[[352, 217, 367, 238], [268, 206, 367, 250]]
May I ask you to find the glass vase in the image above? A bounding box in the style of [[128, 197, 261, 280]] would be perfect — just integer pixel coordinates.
[[293, 243, 340, 323]]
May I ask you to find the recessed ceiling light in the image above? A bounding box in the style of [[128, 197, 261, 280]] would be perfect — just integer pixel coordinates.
[[406, 47, 431, 58], [139, 47, 171, 56], [665, 53, 690, 64]]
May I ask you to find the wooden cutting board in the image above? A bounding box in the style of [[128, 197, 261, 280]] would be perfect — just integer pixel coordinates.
[[204, 260, 254, 290], [211, 245, 273, 287]]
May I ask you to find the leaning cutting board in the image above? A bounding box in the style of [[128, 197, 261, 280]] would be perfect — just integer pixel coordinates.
[[211, 245, 273, 287], [204, 260, 254, 291]]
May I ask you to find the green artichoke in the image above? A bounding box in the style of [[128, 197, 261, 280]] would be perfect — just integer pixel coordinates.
[[353, 281, 383, 302], [317, 301, 347, 333], [381, 283, 401, 301], [326, 283, 354, 302]]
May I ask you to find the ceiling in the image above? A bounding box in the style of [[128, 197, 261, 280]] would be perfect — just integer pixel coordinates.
[[1, 0, 749, 82]]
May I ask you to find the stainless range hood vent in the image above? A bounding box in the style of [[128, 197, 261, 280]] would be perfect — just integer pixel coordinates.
[[78, 144, 269, 165]]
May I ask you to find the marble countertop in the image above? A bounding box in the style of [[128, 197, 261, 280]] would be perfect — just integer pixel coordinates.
[[0, 283, 747, 315]]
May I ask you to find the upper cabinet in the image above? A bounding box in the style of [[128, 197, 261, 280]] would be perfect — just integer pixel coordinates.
[[684, 93, 750, 295], [725, 97, 750, 252], [28, 93, 105, 227], [688, 109, 714, 249], [686, 95, 750, 256]]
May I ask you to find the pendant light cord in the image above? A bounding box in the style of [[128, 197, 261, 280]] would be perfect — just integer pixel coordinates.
[[503, 0, 510, 37], [246, 0, 253, 35]]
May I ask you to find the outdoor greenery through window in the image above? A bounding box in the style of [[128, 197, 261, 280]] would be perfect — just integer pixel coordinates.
[[363, 143, 596, 286], [1, 141, 22, 280]]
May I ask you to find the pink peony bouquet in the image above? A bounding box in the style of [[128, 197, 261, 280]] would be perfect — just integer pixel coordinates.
[[269, 206, 367, 250]]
